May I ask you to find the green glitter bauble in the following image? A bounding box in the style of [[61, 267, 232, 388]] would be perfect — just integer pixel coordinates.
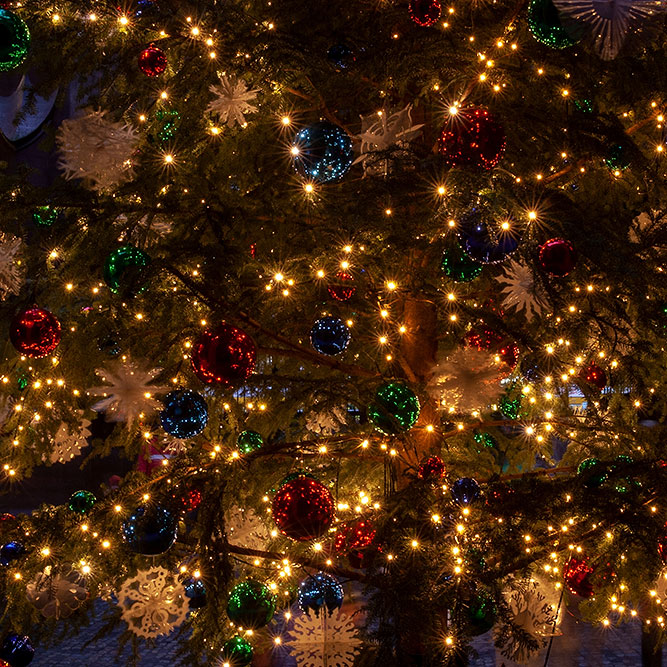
[[368, 382, 420, 435], [32, 205, 60, 227], [227, 580, 276, 628], [0, 9, 30, 72], [604, 143, 632, 171], [527, 0, 580, 49], [103, 245, 151, 296], [473, 432, 497, 452], [466, 593, 497, 635], [611, 455, 640, 493], [237, 430, 263, 454], [68, 490, 96, 514], [577, 457, 608, 488], [441, 246, 483, 283], [156, 109, 180, 143], [499, 383, 523, 420], [573, 98, 594, 114], [221, 636, 253, 667]]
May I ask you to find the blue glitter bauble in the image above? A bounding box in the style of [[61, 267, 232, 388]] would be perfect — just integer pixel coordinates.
[[457, 205, 519, 264], [310, 316, 351, 356], [185, 577, 207, 609], [121, 504, 177, 555], [0, 633, 34, 667], [298, 572, 344, 617], [292, 121, 353, 183], [327, 43, 356, 70], [0, 541, 25, 566], [160, 390, 208, 439], [451, 477, 481, 505]]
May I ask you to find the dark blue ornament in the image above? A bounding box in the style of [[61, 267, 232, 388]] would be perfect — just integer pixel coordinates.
[[451, 478, 481, 505], [121, 504, 177, 555], [457, 205, 519, 264], [132, 0, 159, 17], [160, 389, 208, 439], [0, 633, 34, 667], [184, 577, 207, 609], [298, 572, 344, 617], [292, 121, 353, 183], [327, 43, 356, 70], [0, 542, 25, 566], [310, 316, 351, 356]]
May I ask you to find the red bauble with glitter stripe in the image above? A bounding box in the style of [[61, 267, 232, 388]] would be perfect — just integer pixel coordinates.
[[327, 271, 356, 302], [409, 0, 441, 26], [138, 44, 167, 77], [272, 476, 335, 541], [564, 557, 595, 598], [10, 306, 61, 358]]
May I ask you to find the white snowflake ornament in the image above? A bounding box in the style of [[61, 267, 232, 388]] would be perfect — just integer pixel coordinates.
[[0, 395, 14, 428], [226, 506, 270, 551], [26, 567, 88, 619], [305, 396, 349, 436], [47, 411, 92, 464], [117, 566, 188, 639], [207, 75, 259, 127], [0, 234, 24, 300], [115, 214, 174, 247], [497, 260, 548, 321], [56, 110, 139, 192]]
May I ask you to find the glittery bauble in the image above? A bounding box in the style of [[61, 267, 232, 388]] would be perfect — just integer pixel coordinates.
[[9, 307, 61, 358], [190, 323, 257, 387], [0, 634, 34, 667], [564, 557, 595, 598], [527, 0, 580, 49], [310, 316, 351, 356], [451, 477, 481, 505], [577, 457, 608, 488], [227, 580, 276, 628], [176, 488, 203, 513], [32, 205, 60, 227], [221, 636, 253, 667], [418, 456, 446, 480], [291, 121, 353, 183], [408, 0, 441, 26], [237, 430, 263, 454], [298, 572, 344, 617], [327, 271, 356, 301], [457, 205, 519, 264], [160, 390, 208, 439], [327, 43, 356, 70], [272, 476, 335, 541], [658, 521, 667, 561], [103, 245, 151, 296], [605, 143, 632, 171], [0, 541, 25, 566], [538, 238, 576, 277], [138, 44, 167, 77], [464, 326, 519, 370], [121, 504, 177, 555], [466, 592, 497, 635], [579, 362, 606, 391], [184, 577, 207, 609], [368, 382, 420, 435], [68, 490, 96, 514], [441, 246, 483, 282], [334, 518, 377, 567], [0, 10, 30, 72], [438, 107, 506, 170]]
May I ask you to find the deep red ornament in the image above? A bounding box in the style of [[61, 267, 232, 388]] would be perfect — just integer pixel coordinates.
[[658, 521, 667, 561], [327, 271, 356, 302], [408, 0, 441, 26], [579, 362, 607, 391], [138, 44, 167, 77], [176, 489, 202, 513], [272, 476, 335, 541], [10, 306, 61, 358], [418, 455, 446, 480], [538, 238, 576, 277], [191, 323, 257, 387], [334, 518, 377, 567], [563, 557, 595, 598], [0, 514, 16, 534], [464, 326, 519, 371], [438, 107, 506, 170], [485, 482, 515, 508]]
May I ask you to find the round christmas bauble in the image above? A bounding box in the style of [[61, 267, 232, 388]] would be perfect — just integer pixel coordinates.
[[160, 389, 208, 439], [441, 246, 483, 282], [298, 572, 344, 617], [466, 593, 497, 635], [221, 636, 253, 667], [408, 0, 441, 26], [327, 271, 356, 301], [658, 521, 667, 561], [0, 514, 16, 533], [227, 580, 276, 628], [103, 245, 151, 296], [334, 518, 377, 567], [418, 455, 446, 480], [121, 503, 177, 555], [184, 577, 207, 609], [538, 238, 576, 277], [0, 541, 25, 566], [438, 107, 505, 170], [291, 121, 353, 183], [577, 457, 608, 488], [68, 490, 96, 514], [451, 477, 481, 505], [10, 307, 61, 358], [237, 430, 263, 454], [457, 205, 519, 264], [176, 488, 203, 513], [138, 44, 167, 77], [0, 634, 33, 667], [579, 362, 606, 391], [368, 382, 420, 435], [527, 0, 580, 49], [0, 10, 30, 72], [605, 142, 632, 171], [190, 323, 256, 387], [32, 205, 60, 227], [272, 476, 335, 541], [464, 326, 519, 370], [326, 43, 356, 70], [310, 316, 351, 356], [563, 557, 595, 597]]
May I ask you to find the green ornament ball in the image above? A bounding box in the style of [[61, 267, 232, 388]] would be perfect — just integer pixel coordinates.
[[441, 246, 483, 283], [605, 143, 632, 171], [466, 592, 497, 635], [577, 457, 608, 488], [0, 9, 30, 72], [32, 205, 60, 227], [527, 0, 580, 49], [573, 98, 594, 114], [103, 245, 151, 296], [368, 382, 420, 435], [227, 580, 276, 628], [221, 636, 253, 667], [237, 430, 263, 454], [68, 490, 96, 514]]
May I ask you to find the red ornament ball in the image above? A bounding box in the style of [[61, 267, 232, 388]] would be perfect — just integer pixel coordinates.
[[409, 0, 441, 26], [658, 521, 667, 561], [579, 362, 607, 391], [438, 107, 506, 170], [334, 518, 377, 567], [563, 557, 595, 598], [0, 514, 16, 534], [418, 455, 446, 480], [10, 306, 61, 358], [191, 323, 257, 387], [176, 489, 202, 513], [327, 271, 356, 302], [272, 476, 335, 541], [538, 238, 576, 277], [138, 44, 167, 77], [464, 326, 519, 371]]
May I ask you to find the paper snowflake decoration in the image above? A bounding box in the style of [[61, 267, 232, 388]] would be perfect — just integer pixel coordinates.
[[286, 609, 362, 667], [0, 234, 24, 300], [26, 567, 88, 619], [653, 567, 667, 601], [115, 214, 173, 247], [47, 411, 92, 464], [0, 395, 14, 428], [497, 259, 548, 321], [226, 506, 270, 551], [56, 110, 139, 192], [117, 566, 188, 639], [305, 396, 349, 436], [207, 75, 259, 127], [88, 360, 169, 425]]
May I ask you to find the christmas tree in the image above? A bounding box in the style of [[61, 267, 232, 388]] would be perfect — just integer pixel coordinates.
[[0, 0, 666, 664]]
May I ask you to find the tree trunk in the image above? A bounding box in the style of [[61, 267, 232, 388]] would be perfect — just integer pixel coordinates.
[[641, 621, 662, 667]]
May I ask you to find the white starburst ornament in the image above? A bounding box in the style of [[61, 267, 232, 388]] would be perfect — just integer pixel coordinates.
[[0, 234, 24, 300], [0, 395, 14, 428], [286, 609, 362, 667], [26, 567, 88, 619], [88, 360, 169, 425], [497, 260, 548, 321], [56, 109, 139, 192], [47, 411, 92, 464], [226, 506, 270, 551], [207, 75, 259, 127], [117, 566, 188, 639], [115, 214, 174, 247], [305, 396, 349, 436]]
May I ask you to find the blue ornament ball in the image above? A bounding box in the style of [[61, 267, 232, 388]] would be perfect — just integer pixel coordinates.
[[327, 43, 356, 70], [0, 633, 34, 667], [451, 478, 481, 505], [457, 204, 520, 264], [310, 316, 351, 356], [0, 541, 25, 566], [121, 504, 177, 555], [292, 121, 353, 183], [160, 389, 208, 439], [185, 577, 207, 609], [298, 572, 344, 617]]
